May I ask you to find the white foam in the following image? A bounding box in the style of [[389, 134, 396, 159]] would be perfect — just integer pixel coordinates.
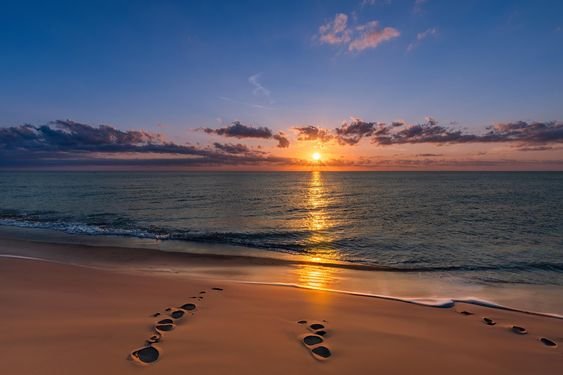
[[239, 281, 563, 319], [0, 254, 53, 262]]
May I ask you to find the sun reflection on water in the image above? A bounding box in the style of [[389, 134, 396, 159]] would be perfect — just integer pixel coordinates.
[[294, 171, 341, 290]]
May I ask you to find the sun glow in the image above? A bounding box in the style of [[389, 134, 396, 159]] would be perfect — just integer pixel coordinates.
[[312, 152, 321, 161]]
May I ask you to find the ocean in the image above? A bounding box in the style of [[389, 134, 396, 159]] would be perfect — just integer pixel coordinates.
[[1, 171, 562, 289]]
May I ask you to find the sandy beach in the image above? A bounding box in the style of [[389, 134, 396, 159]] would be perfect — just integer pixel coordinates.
[[3, 0, 563, 373], [1, 242, 562, 375]]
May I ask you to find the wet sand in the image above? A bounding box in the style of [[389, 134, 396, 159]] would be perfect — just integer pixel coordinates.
[[1, 253, 562, 374]]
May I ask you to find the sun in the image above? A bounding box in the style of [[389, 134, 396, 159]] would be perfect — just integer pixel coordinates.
[[312, 152, 321, 161]]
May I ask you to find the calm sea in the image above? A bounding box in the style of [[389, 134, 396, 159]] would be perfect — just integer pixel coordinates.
[[1, 171, 562, 287]]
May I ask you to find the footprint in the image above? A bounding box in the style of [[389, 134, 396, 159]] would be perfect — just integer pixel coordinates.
[[539, 337, 558, 348], [130, 345, 160, 364], [155, 319, 175, 332], [212, 287, 223, 291], [309, 323, 325, 331], [511, 325, 527, 335], [311, 346, 332, 360], [181, 303, 197, 311], [298, 321, 332, 361], [152, 312, 161, 317], [301, 321, 329, 336], [170, 310, 185, 319], [303, 335, 324, 346], [483, 317, 496, 326], [459, 310, 474, 316], [200, 291, 206, 294], [155, 324, 174, 332]]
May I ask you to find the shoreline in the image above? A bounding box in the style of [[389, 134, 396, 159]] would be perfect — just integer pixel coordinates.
[[3, 252, 563, 320], [1, 227, 563, 317], [1, 256, 562, 374]]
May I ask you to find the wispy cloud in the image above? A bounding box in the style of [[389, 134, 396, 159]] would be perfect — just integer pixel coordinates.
[[317, 13, 399, 53], [361, 0, 392, 7], [349, 21, 401, 52], [413, 0, 428, 14], [318, 13, 352, 45], [248, 73, 272, 104], [407, 27, 438, 51]]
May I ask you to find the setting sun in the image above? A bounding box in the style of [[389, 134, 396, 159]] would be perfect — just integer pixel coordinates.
[[312, 152, 321, 161]]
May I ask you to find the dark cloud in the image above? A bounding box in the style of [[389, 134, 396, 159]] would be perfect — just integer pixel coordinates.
[[213, 142, 261, 155], [0, 120, 168, 153], [335, 118, 389, 145], [326, 118, 563, 147], [203, 121, 272, 139], [272, 132, 290, 148], [373, 119, 472, 145], [376, 120, 563, 145], [2, 118, 562, 170], [294, 126, 333, 143], [0, 120, 292, 168], [481, 121, 563, 144], [202, 121, 289, 148]]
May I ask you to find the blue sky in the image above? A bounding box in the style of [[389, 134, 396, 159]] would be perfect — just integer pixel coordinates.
[[1, 0, 562, 170]]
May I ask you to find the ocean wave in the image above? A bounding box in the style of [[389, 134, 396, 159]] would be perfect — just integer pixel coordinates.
[[1, 213, 563, 277]]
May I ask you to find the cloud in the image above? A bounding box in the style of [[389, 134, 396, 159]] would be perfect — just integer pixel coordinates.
[[248, 73, 271, 100], [318, 13, 352, 45], [515, 145, 556, 152], [2, 118, 562, 170], [482, 121, 563, 144], [0, 120, 170, 153], [361, 0, 392, 6], [413, 0, 428, 13], [0, 120, 293, 168], [317, 14, 399, 52], [202, 121, 289, 148], [290, 118, 563, 148], [348, 21, 400, 52], [294, 126, 333, 143], [407, 27, 438, 51], [203, 121, 272, 138], [273, 132, 290, 148], [371, 119, 563, 146], [213, 142, 258, 155], [335, 118, 389, 145]]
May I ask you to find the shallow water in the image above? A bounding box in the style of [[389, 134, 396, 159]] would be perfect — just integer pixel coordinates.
[[1, 171, 562, 288]]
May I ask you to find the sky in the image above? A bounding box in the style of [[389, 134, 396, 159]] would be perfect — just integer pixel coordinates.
[[1, 0, 562, 170]]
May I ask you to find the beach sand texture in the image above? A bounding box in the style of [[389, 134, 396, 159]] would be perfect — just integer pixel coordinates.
[[1, 255, 562, 375]]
